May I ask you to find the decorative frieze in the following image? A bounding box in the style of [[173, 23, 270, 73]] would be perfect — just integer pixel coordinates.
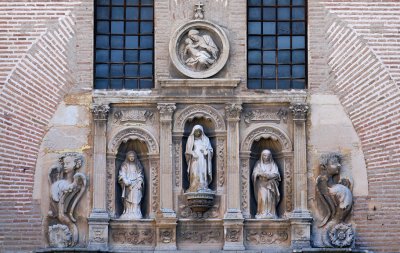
[[217, 138, 225, 187], [244, 108, 288, 125], [111, 229, 154, 245], [245, 230, 289, 245], [240, 159, 249, 212], [174, 140, 181, 187], [179, 230, 222, 244], [113, 110, 153, 124]]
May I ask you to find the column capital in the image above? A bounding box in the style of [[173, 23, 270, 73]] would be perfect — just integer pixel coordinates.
[[225, 103, 242, 121], [289, 103, 309, 120], [91, 103, 110, 121], [157, 103, 176, 121]]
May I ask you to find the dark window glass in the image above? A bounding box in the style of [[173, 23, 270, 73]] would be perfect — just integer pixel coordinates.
[[247, 0, 306, 89], [95, 0, 154, 89]]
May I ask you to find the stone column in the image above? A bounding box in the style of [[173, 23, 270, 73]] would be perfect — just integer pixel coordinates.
[[289, 102, 312, 249], [155, 103, 177, 250], [88, 103, 110, 249], [223, 103, 245, 250]]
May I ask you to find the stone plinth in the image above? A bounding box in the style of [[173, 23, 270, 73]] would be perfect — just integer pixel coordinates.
[[244, 219, 291, 250], [177, 219, 224, 250], [109, 219, 155, 251]]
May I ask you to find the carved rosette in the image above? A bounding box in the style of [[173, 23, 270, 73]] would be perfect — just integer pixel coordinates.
[[289, 103, 309, 121], [48, 224, 72, 248], [91, 104, 110, 121], [157, 103, 176, 121], [329, 223, 354, 248], [225, 103, 242, 121], [217, 138, 225, 187]]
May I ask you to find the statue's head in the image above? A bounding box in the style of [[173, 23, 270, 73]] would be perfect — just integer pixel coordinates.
[[261, 149, 272, 163], [59, 153, 83, 174], [126, 151, 137, 162], [185, 38, 193, 45], [188, 29, 200, 41], [193, 125, 204, 138], [320, 152, 342, 176]]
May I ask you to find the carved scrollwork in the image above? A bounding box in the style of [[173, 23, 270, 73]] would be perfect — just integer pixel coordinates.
[[245, 230, 288, 245], [241, 126, 292, 152], [111, 229, 154, 245], [226, 228, 241, 242], [106, 158, 114, 215], [113, 110, 153, 124], [151, 165, 159, 213], [244, 108, 288, 125], [179, 230, 222, 243], [174, 140, 181, 187], [108, 127, 159, 155], [284, 158, 293, 212], [240, 159, 249, 211], [217, 138, 225, 187], [174, 104, 225, 132]]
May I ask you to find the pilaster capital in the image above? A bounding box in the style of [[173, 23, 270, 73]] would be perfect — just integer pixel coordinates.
[[157, 103, 176, 121], [289, 103, 309, 121], [225, 103, 242, 121], [91, 103, 110, 121]]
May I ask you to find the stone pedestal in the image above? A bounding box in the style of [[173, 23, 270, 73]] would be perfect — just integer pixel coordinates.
[[155, 217, 178, 250], [223, 216, 245, 250]]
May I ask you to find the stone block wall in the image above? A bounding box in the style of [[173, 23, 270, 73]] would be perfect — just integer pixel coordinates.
[[0, 0, 399, 252]]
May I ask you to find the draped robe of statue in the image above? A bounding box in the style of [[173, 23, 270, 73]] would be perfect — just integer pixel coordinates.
[[118, 151, 144, 219], [185, 125, 213, 192], [252, 149, 281, 219]]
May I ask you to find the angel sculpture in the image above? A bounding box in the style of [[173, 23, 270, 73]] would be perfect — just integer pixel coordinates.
[[316, 153, 354, 248], [48, 153, 87, 248]]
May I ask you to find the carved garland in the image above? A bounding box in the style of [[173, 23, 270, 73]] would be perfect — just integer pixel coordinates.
[[241, 126, 292, 152], [217, 138, 225, 187], [240, 159, 249, 212], [106, 158, 114, 215], [173, 105, 226, 132], [108, 127, 159, 155], [174, 140, 181, 187], [284, 157, 293, 212], [151, 164, 159, 213]]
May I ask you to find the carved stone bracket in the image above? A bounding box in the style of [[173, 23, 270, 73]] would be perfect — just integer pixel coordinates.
[[290, 103, 309, 121], [91, 103, 110, 121]]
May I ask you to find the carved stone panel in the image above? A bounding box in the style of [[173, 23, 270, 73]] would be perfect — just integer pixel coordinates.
[[243, 108, 288, 125], [109, 220, 155, 249], [113, 109, 154, 125], [244, 220, 290, 249], [177, 221, 224, 249]]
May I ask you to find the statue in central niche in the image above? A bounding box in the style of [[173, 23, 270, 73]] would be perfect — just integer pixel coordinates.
[[252, 149, 281, 219], [118, 151, 144, 219], [185, 125, 214, 192]]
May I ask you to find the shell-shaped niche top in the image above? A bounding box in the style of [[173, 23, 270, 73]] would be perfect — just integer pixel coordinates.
[[169, 3, 230, 79]]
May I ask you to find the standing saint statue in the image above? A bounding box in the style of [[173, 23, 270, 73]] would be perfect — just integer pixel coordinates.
[[252, 149, 281, 219], [185, 125, 214, 192], [118, 151, 144, 219]]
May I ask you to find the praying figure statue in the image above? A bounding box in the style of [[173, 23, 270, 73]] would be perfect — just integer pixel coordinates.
[[252, 149, 281, 219], [119, 151, 144, 219], [185, 125, 214, 192]]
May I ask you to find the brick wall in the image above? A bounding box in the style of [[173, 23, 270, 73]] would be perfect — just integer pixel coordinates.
[[0, 1, 91, 252], [309, 1, 400, 252]]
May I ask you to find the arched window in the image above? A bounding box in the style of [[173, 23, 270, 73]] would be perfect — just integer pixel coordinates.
[[94, 0, 154, 89], [247, 0, 306, 89]]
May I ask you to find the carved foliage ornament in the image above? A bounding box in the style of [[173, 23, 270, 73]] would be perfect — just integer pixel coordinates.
[[179, 230, 222, 243], [157, 103, 177, 121], [289, 103, 309, 120], [169, 3, 229, 79], [244, 109, 288, 125], [91, 104, 110, 120], [112, 229, 154, 245], [225, 103, 242, 120], [113, 110, 153, 124], [245, 230, 288, 245]]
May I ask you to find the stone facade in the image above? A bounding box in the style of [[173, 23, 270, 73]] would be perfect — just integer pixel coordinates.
[[0, 1, 399, 253]]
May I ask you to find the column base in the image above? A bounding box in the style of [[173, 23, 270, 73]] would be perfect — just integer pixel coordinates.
[[155, 216, 177, 250], [223, 209, 245, 250], [88, 211, 110, 250], [290, 210, 312, 249]]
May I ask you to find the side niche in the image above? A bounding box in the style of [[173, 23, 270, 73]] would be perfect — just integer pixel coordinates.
[[115, 140, 150, 219], [249, 138, 285, 219]]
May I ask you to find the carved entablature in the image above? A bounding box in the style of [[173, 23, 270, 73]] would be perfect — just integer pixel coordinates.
[[91, 103, 110, 121], [108, 127, 159, 155], [113, 109, 154, 125], [243, 109, 288, 125], [173, 104, 226, 133], [241, 125, 292, 153]]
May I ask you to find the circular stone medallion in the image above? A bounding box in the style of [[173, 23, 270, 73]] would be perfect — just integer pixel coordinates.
[[169, 20, 230, 79]]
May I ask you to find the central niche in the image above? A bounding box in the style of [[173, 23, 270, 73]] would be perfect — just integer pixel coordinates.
[[115, 140, 150, 219], [182, 118, 217, 192], [249, 138, 285, 218]]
